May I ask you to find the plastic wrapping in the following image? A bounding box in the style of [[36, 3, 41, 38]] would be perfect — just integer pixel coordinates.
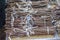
[[5, 0, 60, 40]]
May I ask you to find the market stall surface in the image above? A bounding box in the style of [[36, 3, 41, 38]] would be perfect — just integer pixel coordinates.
[[11, 35, 60, 40]]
